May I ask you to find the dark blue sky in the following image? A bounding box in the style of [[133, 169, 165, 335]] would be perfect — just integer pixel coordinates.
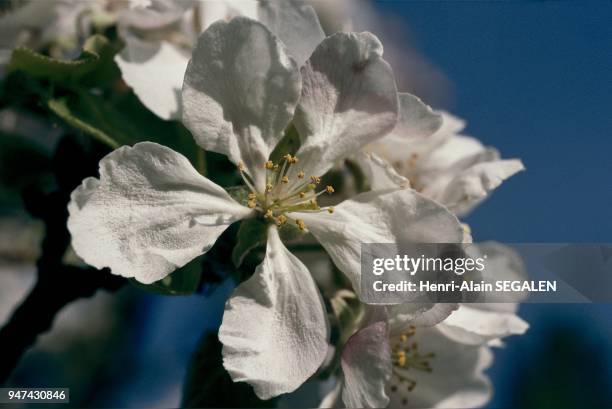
[[373, 1, 612, 242]]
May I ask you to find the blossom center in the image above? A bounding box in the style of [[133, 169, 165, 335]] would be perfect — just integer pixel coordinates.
[[389, 326, 435, 402], [237, 154, 335, 230]]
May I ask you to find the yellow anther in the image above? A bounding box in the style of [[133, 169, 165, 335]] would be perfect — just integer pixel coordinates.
[[299, 192, 306, 198], [307, 183, 316, 190], [327, 206, 334, 214], [309, 199, 317, 206], [291, 156, 299, 164], [273, 164, 279, 172], [265, 183, 273, 193], [296, 219, 306, 231], [276, 215, 287, 225], [265, 161, 274, 169], [297, 170, 305, 179], [238, 162, 245, 171], [325, 185, 335, 194], [247, 200, 257, 209], [396, 350, 407, 367], [400, 334, 408, 342], [310, 175, 321, 184], [281, 176, 289, 184], [247, 193, 257, 200], [265, 209, 274, 219]]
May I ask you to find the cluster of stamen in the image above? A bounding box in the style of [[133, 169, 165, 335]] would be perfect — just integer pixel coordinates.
[[238, 154, 335, 230], [389, 326, 435, 403]]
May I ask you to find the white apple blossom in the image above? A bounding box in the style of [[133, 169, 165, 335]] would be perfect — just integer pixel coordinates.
[[115, 0, 325, 120], [68, 17, 465, 399], [321, 306, 516, 409], [362, 95, 525, 216], [320, 242, 529, 409]]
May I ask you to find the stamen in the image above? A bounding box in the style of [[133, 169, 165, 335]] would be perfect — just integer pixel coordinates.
[[276, 215, 287, 226], [297, 171, 305, 179], [247, 193, 257, 200], [299, 192, 306, 198], [265, 183, 273, 193], [264, 209, 274, 219], [238, 162, 245, 171], [310, 175, 321, 185], [296, 219, 306, 231], [247, 199, 257, 209], [396, 350, 407, 367], [281, 176, 289, 184], [327, 206, 334, 214], [325, 185, 335, 194], [265, 160, 274, 169], [283, 154, 298, 164]]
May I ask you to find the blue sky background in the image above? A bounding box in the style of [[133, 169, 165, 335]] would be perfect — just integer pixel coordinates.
[[371, 2, 612, 406]]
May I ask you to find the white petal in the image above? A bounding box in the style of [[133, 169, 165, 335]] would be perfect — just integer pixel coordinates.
[[417, 135, 487, 175], [466, 241, 529, 305], [67, 142, 251, 284], [118, 0, 188, 31], [436, 157, 525, 215], [388, 303, 458, 336], [341, 307, 392, 408], [387, 93, 443, 139], [197, 0, 259, 32], [182, 17, 301, 190], [354, 151, 409, 190], [438, 305, 529, 345], [219, 225, 329, 399], [388, 327, 492, 409], [293, 31, 398, 178], [294, 188, 463, 292], [115, 39, 189, 120], [258, 1, 325, 66]]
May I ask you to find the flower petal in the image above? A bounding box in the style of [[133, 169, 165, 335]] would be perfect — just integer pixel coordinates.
[[388, 303, 458, 336], [115, 39, 189, 120], [354, 151, 410, 190], [293, 31, 399, 178], [438, 304, 529, 346], [340, 306, 392, 408], [388, 327, 492, 409], [182, 17, 301, 190], [258, 0, 325, 66], [387, 93, 443, 139], [438, 242, 529, 344], [197, 0, 258, 32], [367, 110, 464, 176], [219, 225, 329, 399], [434, 156, 525, 215], [67, 142, 252, 284], [294, 188, 463, 292]]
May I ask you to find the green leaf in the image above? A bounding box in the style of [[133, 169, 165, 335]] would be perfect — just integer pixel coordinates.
[[47, 90, 200, 165], [7, 35, 121, 86], [231, 218, 267, 267], [182, 333, 275, 408], [129, 256, 202, 296], [47, 97, 122, 148]]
